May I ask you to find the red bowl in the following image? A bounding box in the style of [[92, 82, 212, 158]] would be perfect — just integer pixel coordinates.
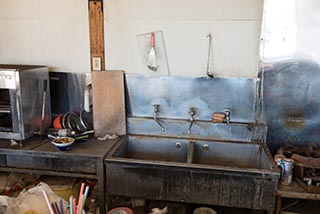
[[53, 114, 63, 129], [107, 207, 133, 214]]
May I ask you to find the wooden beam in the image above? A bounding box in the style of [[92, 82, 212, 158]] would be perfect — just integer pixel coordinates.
[[88, 0, 105, 71]]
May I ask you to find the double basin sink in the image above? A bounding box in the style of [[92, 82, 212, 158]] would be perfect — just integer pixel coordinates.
[[105, 135, 279, 212], [107, 135, 273, 170]]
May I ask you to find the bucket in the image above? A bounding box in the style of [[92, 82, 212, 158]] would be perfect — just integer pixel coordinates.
[[193, 207, 217, 214], [274, 154, 285, 164], [282, 158, 294, 185], [107, 207, 133, 214]]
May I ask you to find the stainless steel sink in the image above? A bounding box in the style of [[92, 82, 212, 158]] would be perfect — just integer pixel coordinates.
[[105, 75, 280, 213], [192, 141, 270, 169], [111, 136, 189, 163], [107, 135, 272, 170], [105, 135, 279, 212]]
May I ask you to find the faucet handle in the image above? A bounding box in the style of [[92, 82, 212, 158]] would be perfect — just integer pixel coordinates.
[[223, 108, 231, 115], [223, 108, 231, 124], [189, 107, 197, 116], [153, 104, 160, 114]]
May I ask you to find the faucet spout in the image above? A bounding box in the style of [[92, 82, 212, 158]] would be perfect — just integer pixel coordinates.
[[154, 116, 165, 132], [187, 107, 197, 135], [153, 104, 165, 132]]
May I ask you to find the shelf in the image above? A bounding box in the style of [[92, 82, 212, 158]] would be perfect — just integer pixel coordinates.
[[278, 180, 320, 200], [276, 180, 320, 214]]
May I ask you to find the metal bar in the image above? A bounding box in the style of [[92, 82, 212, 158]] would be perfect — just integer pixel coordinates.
[[0, 167, 97, 179], [129, 116, 255, 128], [0, 108, 11, 114], [127, 133, 260, 145], [127, 117, 258, 143], [106, 157, 279, 175]]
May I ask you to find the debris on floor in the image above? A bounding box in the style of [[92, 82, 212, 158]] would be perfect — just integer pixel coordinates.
[[0, 172, 9, 193], [149, 207, 168, 214], [40, 176, 81, 201], [0, 182, 68, 214], [3, 173, 40, 196]]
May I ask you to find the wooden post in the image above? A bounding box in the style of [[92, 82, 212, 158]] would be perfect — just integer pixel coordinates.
[[88, 0, 105, 71]]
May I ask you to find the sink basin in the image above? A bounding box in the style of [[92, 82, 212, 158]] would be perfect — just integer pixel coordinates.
[[108, 135, 272, 170], [192, 141, 270, 169], [111, 135, 189, 163]]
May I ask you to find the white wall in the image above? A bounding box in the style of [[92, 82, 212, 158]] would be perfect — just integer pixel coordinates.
[[105, 0, 263, 77], [0, 0, 263, 77], [0, 0, 90, 73]]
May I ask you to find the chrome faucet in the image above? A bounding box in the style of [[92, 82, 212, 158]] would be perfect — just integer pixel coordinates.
[[153, 104, 165, 132], [187, 107, 197, 134], [224, 108, 231, 124]]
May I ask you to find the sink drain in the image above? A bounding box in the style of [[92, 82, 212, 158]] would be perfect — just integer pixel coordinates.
[[175, 142, 182, 149], [202, 144, 210, 151]]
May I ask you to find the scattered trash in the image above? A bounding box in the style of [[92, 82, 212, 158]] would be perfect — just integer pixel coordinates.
[[9, 139, 19, 147], [41, 176, 81, 202], [149, 207, 168, 214], [97, 133, 118, 141], [0, 182, 68, 214], [0, 173, 8, 193], [4, 173, 40, 196]]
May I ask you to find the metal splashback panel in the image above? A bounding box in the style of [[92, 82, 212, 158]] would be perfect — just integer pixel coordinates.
[[125, 75, 261, 141], [49, 72, 91, 116], [126, 75, 257, 122], [259, 0, 320, 153]]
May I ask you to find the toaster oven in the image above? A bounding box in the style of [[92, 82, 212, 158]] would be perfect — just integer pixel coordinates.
[[0, 65, 51, 140]]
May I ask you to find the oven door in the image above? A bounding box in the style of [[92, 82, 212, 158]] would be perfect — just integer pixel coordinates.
[[0, 89, 13, 132], [0, 89, 24, 140]]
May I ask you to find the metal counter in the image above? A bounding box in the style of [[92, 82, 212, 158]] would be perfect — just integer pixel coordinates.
[[0, 137, 118, 214]]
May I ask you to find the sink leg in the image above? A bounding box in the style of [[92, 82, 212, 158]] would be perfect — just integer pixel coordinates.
[[97, 160, 106, 214], [276, 196, 282, 214], [187, 141, 195, 164]]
